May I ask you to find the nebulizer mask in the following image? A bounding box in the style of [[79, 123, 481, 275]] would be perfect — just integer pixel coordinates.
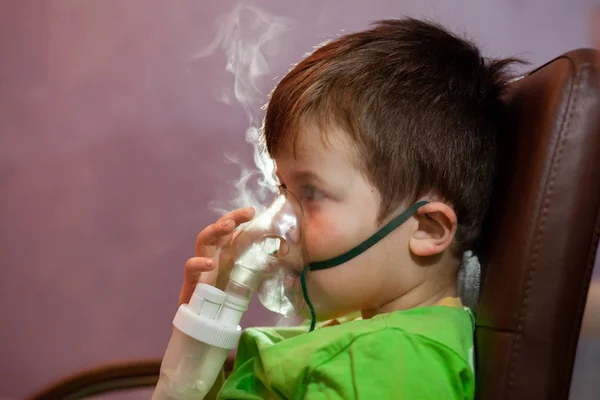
[[153, 184, 427, 400], [220, 188, 308, 318]]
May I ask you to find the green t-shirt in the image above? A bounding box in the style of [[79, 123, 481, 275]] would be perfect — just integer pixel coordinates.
[[218, 305, 475, 399]]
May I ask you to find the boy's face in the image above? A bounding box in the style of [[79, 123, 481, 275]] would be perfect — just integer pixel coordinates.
[[275, 122, 422, 320]]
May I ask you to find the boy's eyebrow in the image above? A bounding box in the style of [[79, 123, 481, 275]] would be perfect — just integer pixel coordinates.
[[293, 170, 323, 183], [277, 170, 324, 185]]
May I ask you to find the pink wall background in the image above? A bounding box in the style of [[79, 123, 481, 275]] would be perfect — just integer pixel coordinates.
[[1, 0, 599, 398]]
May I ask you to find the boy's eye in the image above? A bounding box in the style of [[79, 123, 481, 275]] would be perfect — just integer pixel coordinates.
[[301, 184, 325, 202], [277, 183, 325, 203]]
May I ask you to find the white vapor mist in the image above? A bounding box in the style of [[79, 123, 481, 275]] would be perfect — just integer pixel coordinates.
[[194, 3, 293, 214]]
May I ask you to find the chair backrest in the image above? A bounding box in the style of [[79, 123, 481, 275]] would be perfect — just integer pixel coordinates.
[[475, 49, 600, 399]]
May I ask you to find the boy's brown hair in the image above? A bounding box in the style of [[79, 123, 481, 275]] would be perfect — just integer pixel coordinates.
[[262, 18, 520, 254]]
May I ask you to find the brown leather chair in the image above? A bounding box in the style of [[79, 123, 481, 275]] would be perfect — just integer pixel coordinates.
[[475, 48, 600, 399], [29, 49, 600, 399], [28, 359, 162, 399]]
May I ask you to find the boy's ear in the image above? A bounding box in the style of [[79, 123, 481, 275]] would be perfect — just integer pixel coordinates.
[[409, 202, 457, 257]]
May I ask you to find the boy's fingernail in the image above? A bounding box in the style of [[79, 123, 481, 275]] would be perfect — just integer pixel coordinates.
[[205, 259, 214, 267]]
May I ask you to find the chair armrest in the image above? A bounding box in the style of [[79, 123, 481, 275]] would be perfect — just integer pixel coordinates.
[[28, 354, 236, 400]]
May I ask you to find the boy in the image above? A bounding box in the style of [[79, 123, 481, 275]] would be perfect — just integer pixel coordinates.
[[180, 18, 517, 399]]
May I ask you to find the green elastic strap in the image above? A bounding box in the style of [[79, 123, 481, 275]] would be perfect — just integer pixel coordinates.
[[301, 200, 428, 332]]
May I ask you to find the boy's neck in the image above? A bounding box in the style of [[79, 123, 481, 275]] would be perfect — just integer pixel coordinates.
[[360, 277, 458, 320]]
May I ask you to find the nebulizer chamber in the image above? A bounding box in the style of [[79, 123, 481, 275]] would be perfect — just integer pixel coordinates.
[[152, 190, 305, 400]]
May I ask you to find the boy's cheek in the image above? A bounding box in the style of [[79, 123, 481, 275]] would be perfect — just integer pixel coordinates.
[[304, 226, 350, 262], [303, 212, 369, 262]]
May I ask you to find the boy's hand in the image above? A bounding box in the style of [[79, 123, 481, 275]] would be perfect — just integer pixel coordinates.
[[179, 207, 255, 306]]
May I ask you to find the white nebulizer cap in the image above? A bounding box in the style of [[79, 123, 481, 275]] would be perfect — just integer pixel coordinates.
[[173, 284, 242, 350]]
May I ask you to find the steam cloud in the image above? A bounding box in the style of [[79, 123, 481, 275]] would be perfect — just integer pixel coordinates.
[[194, 3, 293, 214]]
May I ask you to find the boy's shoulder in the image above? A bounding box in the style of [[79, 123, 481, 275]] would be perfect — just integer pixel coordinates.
[[222, 304, 475, 399]]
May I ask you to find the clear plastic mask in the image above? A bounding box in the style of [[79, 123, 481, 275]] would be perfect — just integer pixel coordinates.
[[221, 188, 307, 317]]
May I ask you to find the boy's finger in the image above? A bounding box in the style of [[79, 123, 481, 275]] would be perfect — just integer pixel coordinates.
[[179, 257, 217, 306], [195, 207, 256, 254], [216, 206, 255, 227], [183, 257, 216, 284], [195, 220, 236, 249]]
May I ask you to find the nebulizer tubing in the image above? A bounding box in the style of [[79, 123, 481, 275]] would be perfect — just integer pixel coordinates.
[[152, 189, 304, 400]]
